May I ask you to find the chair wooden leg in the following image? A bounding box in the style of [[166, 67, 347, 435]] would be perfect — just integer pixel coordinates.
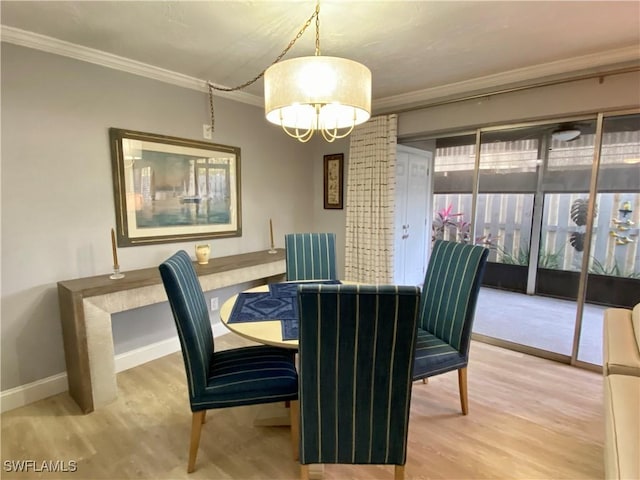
[[394, 465, 405, 480], [289, 399, 300, 460], [458, 367, 469, 415], [422, 378, 428, 384], [201, 410, 207, 424], [300, 464, 310, 480], [188, 411, 206, 473]]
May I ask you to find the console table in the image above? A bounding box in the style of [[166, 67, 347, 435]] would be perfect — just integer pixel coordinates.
[[57, 249, 286, 414]]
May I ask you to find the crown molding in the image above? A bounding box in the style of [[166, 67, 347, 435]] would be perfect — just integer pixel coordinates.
[[3, 26, 638, 114], [0, 26, 263, 107], [374, 45, 640, 113]]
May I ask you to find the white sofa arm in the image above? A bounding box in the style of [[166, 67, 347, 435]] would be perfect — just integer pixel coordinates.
[[603, 307, 640, 377], [604, 374, 640, 480]]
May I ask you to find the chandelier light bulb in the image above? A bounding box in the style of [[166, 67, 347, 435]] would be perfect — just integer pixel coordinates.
[[299, 62, 337, 98]]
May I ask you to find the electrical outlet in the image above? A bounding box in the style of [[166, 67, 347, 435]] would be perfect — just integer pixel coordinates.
[[210, 297, 218, 311], [203, 124, 212, 140]]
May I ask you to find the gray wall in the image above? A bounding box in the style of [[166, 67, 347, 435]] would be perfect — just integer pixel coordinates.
[[311, 137, 351, 278], [397, 71, 640, 138], [0, 43, 317, 391]]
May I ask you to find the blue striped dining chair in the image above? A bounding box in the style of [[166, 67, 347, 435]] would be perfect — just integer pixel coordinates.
[[159, 251, 299, 473], [413, 240, 489, 415], [297, 284, 421, 480], [285, 233, 337, 281]]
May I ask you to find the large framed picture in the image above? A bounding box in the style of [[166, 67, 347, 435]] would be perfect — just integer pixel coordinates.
[[110, 128, 241, 246], [323, 153, 344, 209]]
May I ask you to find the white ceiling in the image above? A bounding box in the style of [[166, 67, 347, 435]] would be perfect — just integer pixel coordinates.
[[1, 1, 639, 112]]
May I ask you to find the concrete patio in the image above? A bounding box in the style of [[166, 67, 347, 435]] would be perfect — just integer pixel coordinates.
[[474, 287, 607, 365]]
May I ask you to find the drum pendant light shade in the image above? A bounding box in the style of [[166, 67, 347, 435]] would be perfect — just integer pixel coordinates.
[[264, 56, 371, 140], [206, 2, 372, 142]]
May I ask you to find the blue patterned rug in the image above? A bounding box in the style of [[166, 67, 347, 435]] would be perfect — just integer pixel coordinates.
[[228, 292, 298, 341], [228, 292, 298, 323], [229, 282, 341, 341], [268, 280, 341, 298], [281, 319, 298, 342]]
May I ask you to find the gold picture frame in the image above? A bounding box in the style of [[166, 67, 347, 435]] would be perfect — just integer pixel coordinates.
[[323, 153, 344, 209], [110, 128, 241, 246]]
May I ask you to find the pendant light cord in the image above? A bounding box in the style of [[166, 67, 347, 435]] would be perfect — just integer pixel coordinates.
[[207, 2, 320, 135]]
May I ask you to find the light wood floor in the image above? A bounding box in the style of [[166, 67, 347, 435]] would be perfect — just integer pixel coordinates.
[[1, 334, 604, 479]]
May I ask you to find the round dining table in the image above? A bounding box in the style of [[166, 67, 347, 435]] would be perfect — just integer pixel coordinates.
[[219, 283, 299, 430], [219, 281, 342, 478]]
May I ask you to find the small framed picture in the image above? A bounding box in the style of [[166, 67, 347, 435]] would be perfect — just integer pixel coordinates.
[[323, 153, 344, 209]]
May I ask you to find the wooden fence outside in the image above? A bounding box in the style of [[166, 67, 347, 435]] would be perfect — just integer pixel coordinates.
[[433, 192, 640, 277]]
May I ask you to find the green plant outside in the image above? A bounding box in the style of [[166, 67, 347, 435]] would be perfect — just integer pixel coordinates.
[[496, 244, 563, 270], [432, 204, 495, 248], [496, 243, 638, 278], [434, 203, 639, 278], [496, 245, 529, 266], [589, 257, 640, 278]]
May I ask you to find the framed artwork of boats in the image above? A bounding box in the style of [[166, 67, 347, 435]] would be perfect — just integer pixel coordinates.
[[109, 128, 241, 246]]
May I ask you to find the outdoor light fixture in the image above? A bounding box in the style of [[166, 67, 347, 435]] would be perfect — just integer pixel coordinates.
[[207, 1, 371, 143], [263, 3, 371, 142], [551, 127, 581, 142]]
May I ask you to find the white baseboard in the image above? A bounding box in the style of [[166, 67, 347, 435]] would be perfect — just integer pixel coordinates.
[[0, 373, 68, 413], [1, 323, 229, 413], [113, 336, 181, 372]]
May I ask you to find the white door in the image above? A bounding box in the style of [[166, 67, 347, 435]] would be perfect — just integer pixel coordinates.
[[394, 151, 410, 283], [394, 146, 433, 285]]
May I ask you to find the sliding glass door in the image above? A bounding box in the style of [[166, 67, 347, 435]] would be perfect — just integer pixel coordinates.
[[577, 113, 640, 365], [432, 133, 476, 245], [408, 108, 640, 370], [470, 122, 599, 357], [476, 127, 538, 293]]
